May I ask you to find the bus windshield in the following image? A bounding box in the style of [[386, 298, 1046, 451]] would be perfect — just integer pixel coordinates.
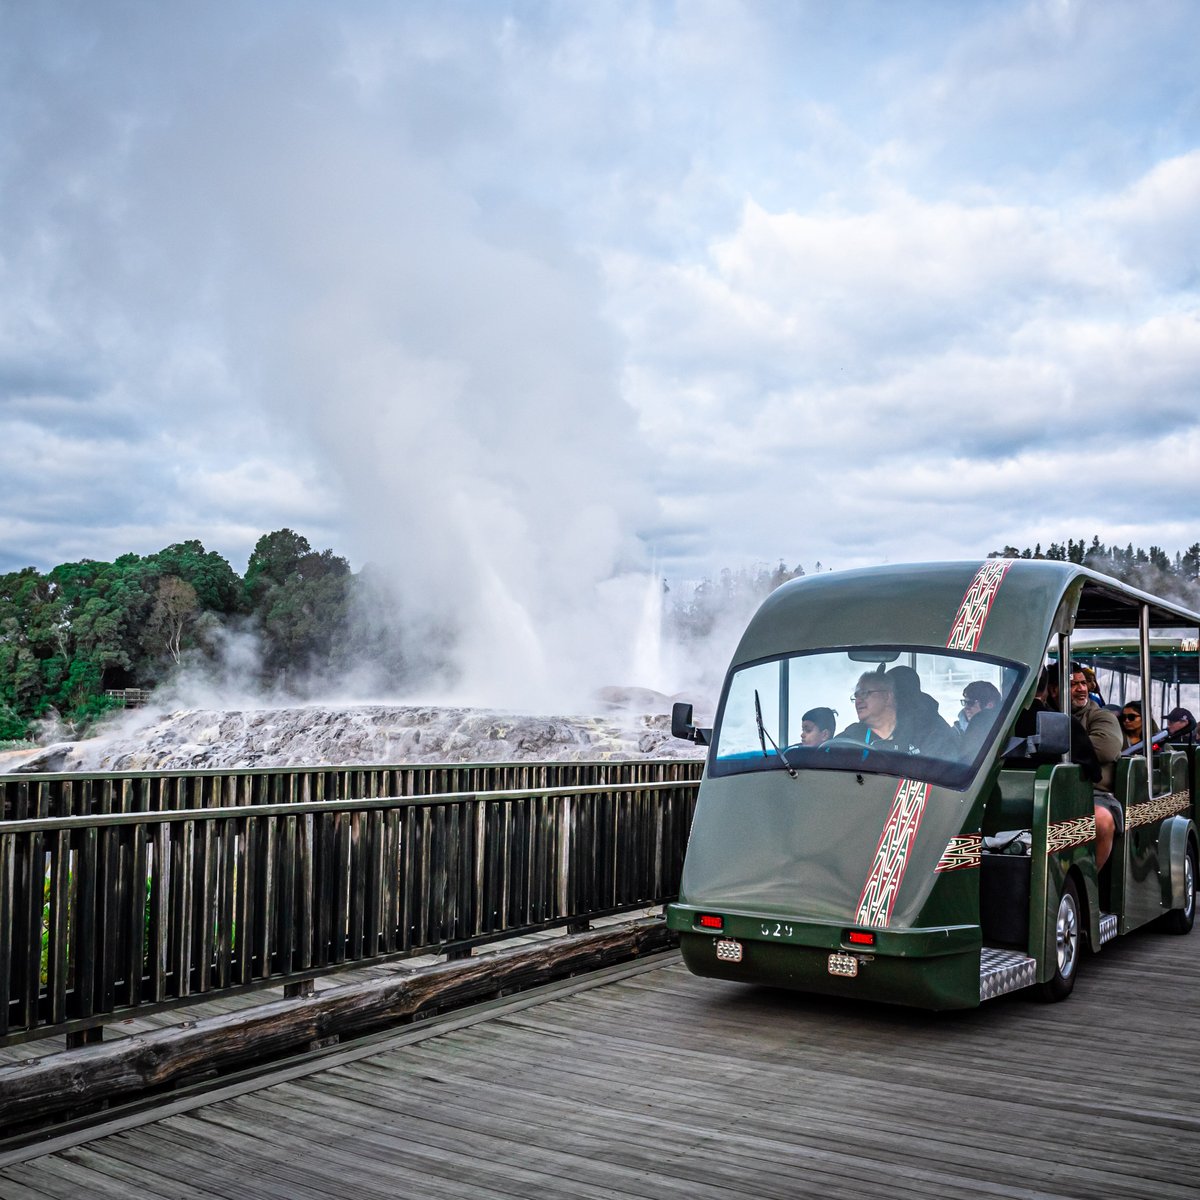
[[711, 645, 1027, 789]]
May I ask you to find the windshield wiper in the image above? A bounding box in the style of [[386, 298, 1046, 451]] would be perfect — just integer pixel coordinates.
[[754, 688, 798, 779]]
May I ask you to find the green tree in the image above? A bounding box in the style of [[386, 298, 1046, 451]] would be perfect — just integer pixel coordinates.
[[245, 529, 313, 605], [152, 541, 241, 614], [144, 576, 200, 664], [245, 530, 353, 684]]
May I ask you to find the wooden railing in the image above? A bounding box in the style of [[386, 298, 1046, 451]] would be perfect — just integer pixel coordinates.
[[0, 760, 698, 821], [0, 760, 702, 1044]]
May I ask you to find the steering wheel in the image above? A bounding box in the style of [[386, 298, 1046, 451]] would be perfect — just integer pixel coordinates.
[[821, 734, 870, 751]]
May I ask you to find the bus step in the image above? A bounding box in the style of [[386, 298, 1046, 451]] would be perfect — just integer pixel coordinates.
[[1099, 912, 1118, 945], [980, 947, 1037, 1001]]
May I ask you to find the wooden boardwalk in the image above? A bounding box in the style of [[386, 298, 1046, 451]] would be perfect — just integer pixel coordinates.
[[3, 925, 1199, 1199]]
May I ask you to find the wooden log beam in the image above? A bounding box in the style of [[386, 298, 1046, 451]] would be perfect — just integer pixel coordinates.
[[0, 919, 675, 1129]]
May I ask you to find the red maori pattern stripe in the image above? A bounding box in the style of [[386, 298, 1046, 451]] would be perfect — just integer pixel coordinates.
[[855, 778, 931, 926], [934, 834, 982, 872], [854, 563, 1011, 925], [946, 559, 1013, 652]]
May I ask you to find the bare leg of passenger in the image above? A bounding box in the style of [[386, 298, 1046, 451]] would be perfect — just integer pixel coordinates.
[[1094, 805, 1115, 871]]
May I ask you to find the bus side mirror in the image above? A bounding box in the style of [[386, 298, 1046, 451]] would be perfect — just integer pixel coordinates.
[[672, 701, 711, 746], [1002, 710, 1070, 761]]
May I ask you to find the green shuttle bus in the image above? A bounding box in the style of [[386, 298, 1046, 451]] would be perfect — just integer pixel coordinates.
[[667, 560, 1199, 1009]]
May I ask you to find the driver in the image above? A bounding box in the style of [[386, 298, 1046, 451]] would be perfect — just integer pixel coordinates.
[[839, 671, 903, 749]]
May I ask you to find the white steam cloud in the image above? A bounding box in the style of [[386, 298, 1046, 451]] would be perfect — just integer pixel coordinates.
[[197, 40, 667, 711], [4, 8, 713, 715]]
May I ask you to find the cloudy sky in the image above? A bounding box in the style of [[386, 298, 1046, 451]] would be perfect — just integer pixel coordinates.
[[2, 1, 1199, 699]]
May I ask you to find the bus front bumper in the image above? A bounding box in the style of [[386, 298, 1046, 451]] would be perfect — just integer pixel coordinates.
[[667, 902, 983, 1011]]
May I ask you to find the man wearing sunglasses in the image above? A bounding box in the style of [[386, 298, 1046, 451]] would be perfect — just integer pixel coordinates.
[[958, 680, 1001, 752], [961, 680, 1000, 725]]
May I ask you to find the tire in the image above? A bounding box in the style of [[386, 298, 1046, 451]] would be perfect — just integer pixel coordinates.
[[1038, 878, 1082, 1002], [1162, 843, 1197, 936]]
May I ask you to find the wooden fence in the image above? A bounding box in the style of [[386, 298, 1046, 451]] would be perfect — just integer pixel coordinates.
[[0, 760, 699, 822], [0, 760, 702, 1045]]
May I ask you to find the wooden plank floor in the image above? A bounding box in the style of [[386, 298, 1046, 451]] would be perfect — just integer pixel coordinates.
[[3, 925, 1199, 1199]]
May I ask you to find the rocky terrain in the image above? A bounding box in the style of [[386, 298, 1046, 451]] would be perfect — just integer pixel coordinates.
[[0, 689, 710, 774]]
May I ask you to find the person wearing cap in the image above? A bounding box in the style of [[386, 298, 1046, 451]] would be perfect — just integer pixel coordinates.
[[1165, 707, 1196, 742], [1065, 664, 1123, 869]]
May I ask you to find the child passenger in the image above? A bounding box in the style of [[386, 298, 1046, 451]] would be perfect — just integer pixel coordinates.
[[800, 706, 838, 746]]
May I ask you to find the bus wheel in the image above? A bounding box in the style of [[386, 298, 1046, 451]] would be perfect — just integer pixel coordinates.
[[1039, 878, 1081, 1002], [1162, 843, 1197, 936]]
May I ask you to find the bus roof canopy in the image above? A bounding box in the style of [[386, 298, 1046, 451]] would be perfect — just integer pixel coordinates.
[[731, 560, 1200, 673]]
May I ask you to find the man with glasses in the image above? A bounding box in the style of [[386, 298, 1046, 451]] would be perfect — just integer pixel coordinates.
[[838, 668, 963, 758], [839, 671, 903, 749]]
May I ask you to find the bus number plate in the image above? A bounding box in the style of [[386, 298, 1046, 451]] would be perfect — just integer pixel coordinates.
[[715, 939, 743, 963], [828, 952, 858, 978]]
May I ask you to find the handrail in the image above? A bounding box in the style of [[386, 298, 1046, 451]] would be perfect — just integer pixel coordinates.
[[0, 780, 691, 834], [1, 759, 702, 1045]]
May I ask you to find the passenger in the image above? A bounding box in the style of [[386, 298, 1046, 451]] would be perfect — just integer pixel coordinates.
[[799, 706, 837, 746], [1164, 706, 1197, 743], [959, 681, 1001, 753], [1118, 704, 1156, 750], [1024, 669, 1101, 771], [1065, 664, 1124, 870], [962, 680, 1001, 725], [1019, 667, 1116, 866], [887, 664, 958, 756]]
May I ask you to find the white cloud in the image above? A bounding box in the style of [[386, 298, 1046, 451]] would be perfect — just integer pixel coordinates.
[[609, 138, 1200, 576], [1, 0, 1198, 699]]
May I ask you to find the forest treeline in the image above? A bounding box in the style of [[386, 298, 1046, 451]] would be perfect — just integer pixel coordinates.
[[985, 537, 1200, 607], [0, 530, 358, 741], [2, 532, 1198, 741]]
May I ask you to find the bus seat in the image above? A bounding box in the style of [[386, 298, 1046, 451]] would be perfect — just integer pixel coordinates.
[[1112, 757, 1133, 802], [983, 767, 1037, 836]]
